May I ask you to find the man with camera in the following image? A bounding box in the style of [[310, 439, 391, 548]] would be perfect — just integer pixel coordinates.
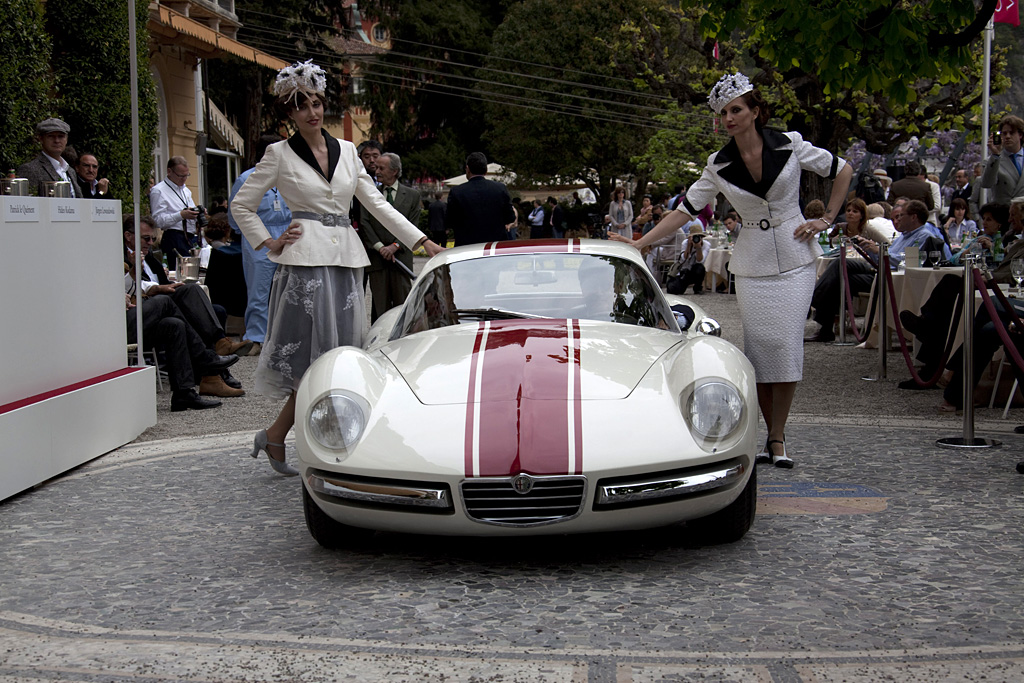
[[150, 156, 204, 263], [982, 114, 1024, 206], [666, 222, 710, 295]]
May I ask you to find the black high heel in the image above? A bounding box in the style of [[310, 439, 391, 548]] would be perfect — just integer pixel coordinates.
[[767, 439, 793, 469], [755, 439, 771, 465]]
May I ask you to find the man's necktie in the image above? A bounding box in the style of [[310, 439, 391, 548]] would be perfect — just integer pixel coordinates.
[[386, 187, 394, 205], [1015, 152, 1022, 176]]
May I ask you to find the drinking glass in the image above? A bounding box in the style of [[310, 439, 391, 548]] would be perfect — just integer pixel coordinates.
[[929, 250, 942, 269], [1012, 258, 1024, 295]]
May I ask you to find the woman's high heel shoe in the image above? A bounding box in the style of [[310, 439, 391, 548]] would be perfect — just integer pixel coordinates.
[[755, 439, 772, 465], [767, 439, 793, 469], [251, 430, 299, 476]]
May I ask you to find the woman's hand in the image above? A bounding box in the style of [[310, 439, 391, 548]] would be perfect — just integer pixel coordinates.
[[264, 222, 302, 256], [795, 218, 827, 243], [419, 242, 444, 259], [607, 232, 633, 245]]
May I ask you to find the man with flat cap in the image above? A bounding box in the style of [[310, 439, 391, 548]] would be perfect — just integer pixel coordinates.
[[16, 118, 79, 198]]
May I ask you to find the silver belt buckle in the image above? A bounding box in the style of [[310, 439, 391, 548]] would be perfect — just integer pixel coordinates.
[[322, 213, 337, 227]]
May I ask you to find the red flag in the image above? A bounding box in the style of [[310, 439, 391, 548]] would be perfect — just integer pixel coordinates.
[[995, 0, 1020, 26]]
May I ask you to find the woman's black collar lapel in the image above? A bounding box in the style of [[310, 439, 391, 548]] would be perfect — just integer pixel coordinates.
[[713, 128, 792, 199], [287, 130, 341, 182]]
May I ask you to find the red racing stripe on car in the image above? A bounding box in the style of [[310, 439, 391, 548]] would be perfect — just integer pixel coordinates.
[[464, 321, 488, 477], [572, 319, 583, 474], [489, 239, 579, 254], [465, 320, 581, 477]]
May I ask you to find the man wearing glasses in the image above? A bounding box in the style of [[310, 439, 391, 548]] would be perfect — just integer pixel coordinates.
[[150, 156, 200, 262]]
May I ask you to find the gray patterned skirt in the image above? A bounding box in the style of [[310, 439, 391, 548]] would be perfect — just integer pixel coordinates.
[[254, 265, 365, 399], [733, 263, 816, 384]]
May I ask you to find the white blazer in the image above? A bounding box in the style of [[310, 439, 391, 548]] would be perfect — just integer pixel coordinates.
[[232, 135, 425, 268], [680, 129, 845, 277]]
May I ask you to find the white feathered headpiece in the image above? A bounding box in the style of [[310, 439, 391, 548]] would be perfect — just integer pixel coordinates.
[[272, 59, 327, 106], [707, 72, 754, 114]]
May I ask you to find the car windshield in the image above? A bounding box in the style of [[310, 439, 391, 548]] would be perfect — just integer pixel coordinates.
[[391, 252, 677, 339]]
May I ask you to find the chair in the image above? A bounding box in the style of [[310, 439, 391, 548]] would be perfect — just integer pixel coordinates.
[[127, 344, 166, 391], [986, 350, 1022, 419]]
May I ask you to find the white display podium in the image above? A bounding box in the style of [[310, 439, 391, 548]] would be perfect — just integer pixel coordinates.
[[1, 197, 156, 501]]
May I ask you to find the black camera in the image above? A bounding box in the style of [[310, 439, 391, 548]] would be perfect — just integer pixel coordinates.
[[190, 206, 208, 229], [994, 130, 1002, 146], [692, 235, 702, 244]]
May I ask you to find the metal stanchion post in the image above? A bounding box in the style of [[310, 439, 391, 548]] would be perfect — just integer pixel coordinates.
[[938, 255, 1000, 449], [863, 245, 888, 381], [835, 237, 854, 346]]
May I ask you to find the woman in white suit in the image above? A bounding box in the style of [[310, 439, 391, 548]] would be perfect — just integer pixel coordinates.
[[232, 61, 444, 475], [613, 72, 852, 468]]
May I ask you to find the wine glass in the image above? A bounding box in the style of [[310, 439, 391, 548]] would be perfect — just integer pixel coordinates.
[[929, 250, 942, 269], [1012, 258, 1024, 295]]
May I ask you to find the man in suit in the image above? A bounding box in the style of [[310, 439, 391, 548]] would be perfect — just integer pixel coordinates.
[[74, 153, 112, 199], [445, 152, 515, 246], [359, 153, 421, 322], [888, 160, 933, 210], [546, 196, 564, 239], [981, 114, 1024, 205], [16, 118, 79, 197], [951, 168, 972, 205], [427, 191, 447, 247], [124, 215, 252, 396]]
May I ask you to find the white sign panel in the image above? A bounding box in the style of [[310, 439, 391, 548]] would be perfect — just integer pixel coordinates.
[[51, 199, 81, 222], [92, 201, 120, 222], [3, 198, 42, 223]]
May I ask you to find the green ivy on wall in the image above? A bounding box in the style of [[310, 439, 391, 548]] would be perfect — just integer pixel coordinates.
[[0, 0, 56, 172], [46, 0, 158, 206]]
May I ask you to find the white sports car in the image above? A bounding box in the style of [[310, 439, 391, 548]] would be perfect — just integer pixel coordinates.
[[295, 239, 758, 547]]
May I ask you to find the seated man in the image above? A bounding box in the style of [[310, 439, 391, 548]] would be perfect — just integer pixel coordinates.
[[125, 292, 238, 411], [74, 153, 112, 199], [899, 203, 1012, 385], [808, 200, 949, 342], [124, 214, 250, 397]]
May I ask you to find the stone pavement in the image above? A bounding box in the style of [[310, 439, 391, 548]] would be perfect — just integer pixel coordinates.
[[2, 418, 1023, 681]]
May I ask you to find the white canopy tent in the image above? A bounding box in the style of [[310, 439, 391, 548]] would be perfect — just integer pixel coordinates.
[[442, 163, 516, 186]]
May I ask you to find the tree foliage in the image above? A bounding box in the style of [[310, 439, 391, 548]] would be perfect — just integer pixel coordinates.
[[619, 0, 1008, 200], [45, 0, 157, 205], [0, 0, 55, 171], [481, 0, 660, 205], [216, 0, 359, 168], [353, 0, 509, 181]]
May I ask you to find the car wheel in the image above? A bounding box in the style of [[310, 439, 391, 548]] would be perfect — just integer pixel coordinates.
[[685, 464, 757, 545], [302, 483, 373, 549]]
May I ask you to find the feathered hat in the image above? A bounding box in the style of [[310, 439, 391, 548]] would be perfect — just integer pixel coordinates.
[[272, 59, 327, 106], [707, 72, 754, 114]]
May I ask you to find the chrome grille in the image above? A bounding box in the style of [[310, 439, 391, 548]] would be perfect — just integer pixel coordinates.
[[461, 476, 586, 527]]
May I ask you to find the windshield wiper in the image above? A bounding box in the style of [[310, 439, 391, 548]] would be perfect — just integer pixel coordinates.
[[453, 307, 548, 321]]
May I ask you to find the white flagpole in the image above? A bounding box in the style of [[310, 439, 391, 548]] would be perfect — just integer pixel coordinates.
[[981, 16, 993, 205], [128, 0, 143, 362]]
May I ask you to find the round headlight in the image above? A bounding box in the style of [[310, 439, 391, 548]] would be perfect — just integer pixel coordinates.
[[685, 381, 743, 440], [308, 394, 367, 449]]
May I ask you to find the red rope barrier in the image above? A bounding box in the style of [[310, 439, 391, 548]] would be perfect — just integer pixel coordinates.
[[838, 245, 873, 343], [973, 269, 1024, 377], [884, 263, 962, 387]]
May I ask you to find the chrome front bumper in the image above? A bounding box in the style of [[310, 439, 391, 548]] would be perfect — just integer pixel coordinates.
[[594, 459, 745, 508]]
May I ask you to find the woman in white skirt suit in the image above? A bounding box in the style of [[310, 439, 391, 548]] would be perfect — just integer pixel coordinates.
[[615, 73, 852, 468], [232, 61, 444, 475]]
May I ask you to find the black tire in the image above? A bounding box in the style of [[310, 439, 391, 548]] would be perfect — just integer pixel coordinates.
[[302, 483, 374, 549], [685, 464, 757, 545]]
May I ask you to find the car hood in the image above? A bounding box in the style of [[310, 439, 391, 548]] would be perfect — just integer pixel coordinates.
[[379, 319, 683, 405]]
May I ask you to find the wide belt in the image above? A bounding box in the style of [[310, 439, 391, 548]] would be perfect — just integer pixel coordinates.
[[291, 211, 352, 227], [741, 207, 804, 231]]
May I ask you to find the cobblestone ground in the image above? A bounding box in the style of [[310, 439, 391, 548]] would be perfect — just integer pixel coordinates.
[[2, 419, 1023, 681]]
